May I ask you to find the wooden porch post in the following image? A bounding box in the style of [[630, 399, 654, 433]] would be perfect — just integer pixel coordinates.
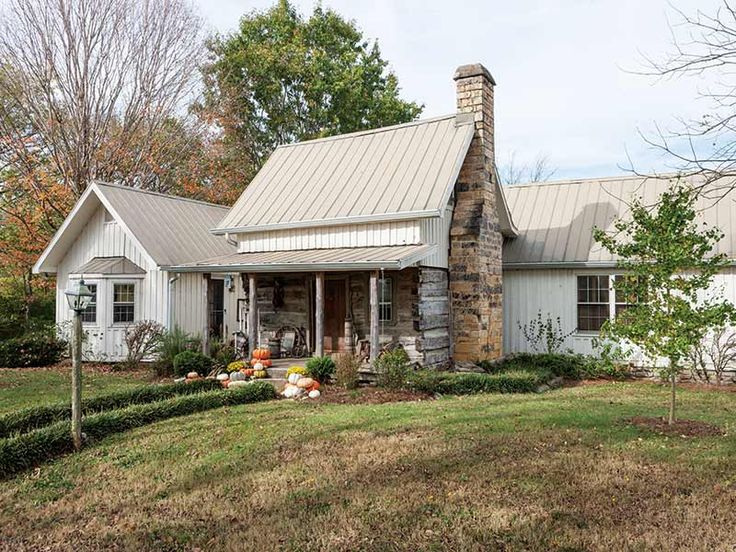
[[315, 272, 324, 357], [248, 273, 258, 359], [202, 273, 211, 355], [369, 270, 379, 363]]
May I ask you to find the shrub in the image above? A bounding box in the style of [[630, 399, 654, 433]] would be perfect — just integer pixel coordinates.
[[0, 382, 276, 478], [0, 379, 221, 438], [407, 369, 551, 395], [210, 337, 238, 370], [374, 348, 411, 389], [334, 353, 361, 389], [305, 356, 336, 383], [123, 320, 164, 369], [173, 350, 213, 377], [155, 327, 201, 376], [495, 352, 628, 381], [0, 332, 66, 368]]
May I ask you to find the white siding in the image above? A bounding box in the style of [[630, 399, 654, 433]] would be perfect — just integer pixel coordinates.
[[237, 220, 422, 253], [504, 267, 736, 363], [55, 206, 166, 361], [419, 204, 452, 268]]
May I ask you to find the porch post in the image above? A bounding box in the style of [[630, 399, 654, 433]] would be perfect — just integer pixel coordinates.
[[202, 273, 211, 355], [315, 272, 324, 357], [369, 270, 379, 363], [248, 273, 258, 359]]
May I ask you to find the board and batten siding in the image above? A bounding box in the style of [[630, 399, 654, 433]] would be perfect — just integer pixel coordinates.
[[54, 205, 166, 361], [504, 267, 736, 362], [235, 205, 453, 270]]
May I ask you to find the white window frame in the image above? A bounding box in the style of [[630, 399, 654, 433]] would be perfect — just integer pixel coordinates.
[[111, 281, 136, 326], [80, 281, 99, 325], [378, 275, 395, 324], [575, 272, 633, 334]]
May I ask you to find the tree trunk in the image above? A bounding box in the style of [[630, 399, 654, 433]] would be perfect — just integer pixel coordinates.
[[668, 372, 676, 425]]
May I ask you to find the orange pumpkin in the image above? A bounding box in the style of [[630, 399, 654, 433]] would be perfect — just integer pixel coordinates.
[[242, 368, 255, 377], [309, 381, 321, 391], [252, 358, 272, 368], [252, 348, 271, 360]]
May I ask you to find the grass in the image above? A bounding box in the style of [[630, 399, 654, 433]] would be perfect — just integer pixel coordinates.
[[1, 368, 735, 551], [0, 364, 156, 415]]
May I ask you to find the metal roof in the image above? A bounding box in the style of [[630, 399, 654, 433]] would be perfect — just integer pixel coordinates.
[[213, 114, 476, 234], [168, 244, 436, 273], [34, 182, 236, 273], [503, 174, 736, 268], [72, 256, 145, 275]]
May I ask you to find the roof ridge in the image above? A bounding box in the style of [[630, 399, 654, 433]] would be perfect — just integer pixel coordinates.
[[504, 172, 684, 189], [276, 113, 464, 149], [93, 181, 231, 210]]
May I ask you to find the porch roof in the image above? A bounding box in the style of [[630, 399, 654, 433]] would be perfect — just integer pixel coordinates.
[[166, 244, 436, 273]]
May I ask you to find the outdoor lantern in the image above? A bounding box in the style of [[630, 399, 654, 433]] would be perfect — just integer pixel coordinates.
[[65, 279, 93, 313]]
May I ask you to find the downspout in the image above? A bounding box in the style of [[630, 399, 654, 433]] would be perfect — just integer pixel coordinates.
[[167, 273, 180, 330], [225, 232, 238, 247]]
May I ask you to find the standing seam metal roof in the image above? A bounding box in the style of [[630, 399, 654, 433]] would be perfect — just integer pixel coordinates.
[[214, 114, 476, 233], [502, 174, 736, 266]]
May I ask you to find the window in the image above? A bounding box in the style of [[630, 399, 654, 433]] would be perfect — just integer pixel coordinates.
[[80, 283, 97, 323], [113, 283, 135, 324], [378, 276, 393, 322], [577, 275, 610, 331]]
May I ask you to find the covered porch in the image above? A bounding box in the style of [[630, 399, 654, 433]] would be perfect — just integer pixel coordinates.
[[171, 244, 451, 369]]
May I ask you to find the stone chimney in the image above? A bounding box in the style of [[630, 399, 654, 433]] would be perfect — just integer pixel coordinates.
[[449, 63, 503, 364]]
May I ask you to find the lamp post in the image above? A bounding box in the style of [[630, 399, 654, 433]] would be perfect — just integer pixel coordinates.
[[64, 279, 93, 451]]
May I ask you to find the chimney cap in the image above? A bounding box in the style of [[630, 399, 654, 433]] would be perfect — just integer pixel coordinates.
[[453, 63, 496, 85]]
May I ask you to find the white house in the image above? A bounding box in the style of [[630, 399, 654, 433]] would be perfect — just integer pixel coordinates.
[[33, 63, 736, 368]]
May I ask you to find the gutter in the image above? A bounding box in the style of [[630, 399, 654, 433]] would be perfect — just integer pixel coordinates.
[[167, 273, 180, 329]]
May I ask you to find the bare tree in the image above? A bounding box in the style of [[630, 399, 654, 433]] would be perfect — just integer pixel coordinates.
[[0, 0, 204, 197], [688, 326, 736, 385], [499, 151, 557, 185], [640, 1, 736, 197]]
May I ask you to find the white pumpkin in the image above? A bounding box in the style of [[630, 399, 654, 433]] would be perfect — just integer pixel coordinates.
[[308, 389, 321, 399], [296, 377, 314, 389], [287, 373, 302, 385], [229, 371, 246, 382], [282, 385, 299, 398], [186, 371, 199, 379], [228, 380, 250, 389], [252, 362, 264, 371], [216, 373, 229, 381]]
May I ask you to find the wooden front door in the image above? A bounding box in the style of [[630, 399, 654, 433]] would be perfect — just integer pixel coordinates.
[[324, 279, 346, 353]]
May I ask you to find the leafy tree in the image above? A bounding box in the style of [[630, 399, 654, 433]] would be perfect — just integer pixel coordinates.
[[199, 0, 423, 176], [594, 181, 734, 424]]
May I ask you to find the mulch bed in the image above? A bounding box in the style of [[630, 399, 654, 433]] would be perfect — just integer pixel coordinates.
[[626, 416, 725, 437], [313, 386, 433, 405]]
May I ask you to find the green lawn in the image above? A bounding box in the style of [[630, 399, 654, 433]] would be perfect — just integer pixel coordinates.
[[0, 365, 156, 415], [1, 367, 735, 551]]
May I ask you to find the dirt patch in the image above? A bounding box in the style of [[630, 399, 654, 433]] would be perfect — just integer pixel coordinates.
[[626, 416, 725, 437], [312, 385, 432, 405]]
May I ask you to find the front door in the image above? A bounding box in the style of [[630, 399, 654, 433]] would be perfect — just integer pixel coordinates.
[[208, 278, 225, 340], [324, 279, 346, 353]]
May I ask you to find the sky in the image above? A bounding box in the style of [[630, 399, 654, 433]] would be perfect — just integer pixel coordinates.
[[194, 0, 722, 181]]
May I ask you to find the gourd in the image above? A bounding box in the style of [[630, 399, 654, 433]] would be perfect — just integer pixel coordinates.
[[309, 381, 320, 391], [252, 369, 268, 379], [308, 389, 321, 399], [296, 377, 314, 389], [282, 384, 299, 398], [243, 368, 255, 377], [252, 361, 264, 371], [229, 371, 246, 382], [216, 373, 229, 381], [287, 373, 302, 385], [252, 359, 272, 368], [252, 348, 270, 360], [186, 372, 199, 379]]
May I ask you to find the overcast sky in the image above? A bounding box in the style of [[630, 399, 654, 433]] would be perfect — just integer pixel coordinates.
[[194, 0, 721, 181]]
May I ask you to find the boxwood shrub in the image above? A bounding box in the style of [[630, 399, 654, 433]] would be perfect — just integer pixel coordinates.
[[173, 350, 213, 377], [0, 382, 276, 478], [0, 379, 221, 438], [407, 369, 553, 395], [0, 333, 66, 368]]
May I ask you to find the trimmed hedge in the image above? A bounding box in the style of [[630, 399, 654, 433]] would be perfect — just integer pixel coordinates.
[[0, 379, 221, 438], [0, 382, 276, 478], [173, 350, 213, 377], [0, 333, 66, 368], [407, 369, 553, 395]]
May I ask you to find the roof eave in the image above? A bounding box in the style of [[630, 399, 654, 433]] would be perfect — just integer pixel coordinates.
[[211, 209, 442, 235]]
